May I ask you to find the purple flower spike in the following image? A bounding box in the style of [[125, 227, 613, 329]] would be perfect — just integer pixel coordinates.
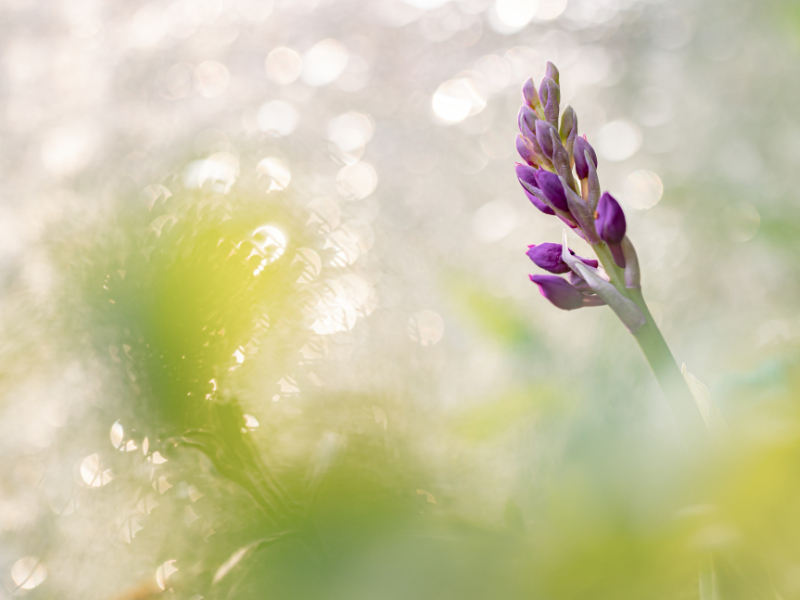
[[516, 134, 536, 165], [596, 192, 627, 267], [574, 136, 598, 180], [535, 120, 557, 159], [535, 169, 569, 212], [526, 243, 599, 274], [529, 275, 584, 311]]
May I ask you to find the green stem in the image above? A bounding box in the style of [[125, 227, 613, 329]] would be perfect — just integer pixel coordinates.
[[591, 242, 707, 444], [628, 288, 708, 443]]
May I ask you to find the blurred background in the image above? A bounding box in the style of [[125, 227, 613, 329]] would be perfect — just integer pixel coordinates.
[[2, 0, 800, 597]]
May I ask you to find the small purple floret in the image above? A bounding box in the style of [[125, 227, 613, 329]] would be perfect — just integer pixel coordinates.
[[522, 78, 537, 107], [516, 134, 536, 165], [535, 120, 556, 159], [523, 188, 556, 215], [596, 192, 627, 267], [515, 163, 538, 189], [535, 170, 569, 212], [526, 243, 599, 274], [518, 105, 537, 134], [573, 136, 598, 180], [529, 275, 584, 311], [596, 192, 626, 244]]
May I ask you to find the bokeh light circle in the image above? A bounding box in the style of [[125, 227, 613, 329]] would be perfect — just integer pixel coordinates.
[[596, 120, 642, 162], [194, 61, 230, 97], [11, 557, 46, 590], [264, 47, 302, 85], [302, 39, 349, 87], [624, 170, 664, 210]]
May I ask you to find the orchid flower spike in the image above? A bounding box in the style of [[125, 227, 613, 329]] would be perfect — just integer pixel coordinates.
[[511, 62, 710, 444], [512, 65, 644, 329]]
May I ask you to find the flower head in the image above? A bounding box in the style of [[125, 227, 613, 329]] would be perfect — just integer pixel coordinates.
[[526, 243, 598, 274], [573, 136, 597, 180], [596, 192, 626, 244], [534, 170, 569, 212], [596, 192, 627, 267]]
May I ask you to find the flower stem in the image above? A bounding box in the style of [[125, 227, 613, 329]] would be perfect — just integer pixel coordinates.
[[627, 288, 707, 444], [591, 242, 706, 443]]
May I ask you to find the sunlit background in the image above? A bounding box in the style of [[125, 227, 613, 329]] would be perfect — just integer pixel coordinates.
[[3, 0, 800, 597]]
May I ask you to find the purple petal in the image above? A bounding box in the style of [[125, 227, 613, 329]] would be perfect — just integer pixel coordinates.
[[535, 120, 556, 159], [515, 163, 538, 189], [526, 243, 599, 274], [522, 78, 538, 108], [596, 192, 626, 245], [517, 105, 537, 134], [523, 189, 556, 215], [545, 61, 560, 85], [527, 243, 570, 274], [529, 275, 584, 311], [534, 170, 569, 212], [516, 134, 536, 165], [574, 136, 598, 180]]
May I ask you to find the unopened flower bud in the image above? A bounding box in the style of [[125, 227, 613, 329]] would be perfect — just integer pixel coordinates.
[[596, 192, 627, 267], [541, 78, 560, 126], [535, 169, 569, 212], [544, 61, 560, 85], [550, 130, 577, 193], [515, 162, 538, 188], [573, 136, 598, 180], [559, 106, 576, 142], [518, 105, 537, 135], [516, 134, 536, 165], [522, 78, 540, 110], [529, 275, 584, 310], [596, 192, 626, 244], [560, 106, 578, 156], [526, 243, 598, 274], [535, 120, 558, 159]]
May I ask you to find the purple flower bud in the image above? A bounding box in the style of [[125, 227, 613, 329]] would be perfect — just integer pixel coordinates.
[[519, 177, 556, 215], [545, 61, 560, 85], [516, 134, 536, 165], [596, 192, 627, 267], [596, 192, 626, 244], [516, 164, 555, 215], [573, 136, 598, 180], [522, 78, 539, 109], [534, 169, 569, 212], [559, 106, 576, 143], [526, 243, 598, 274], [515, 163, 538, 189], [529, 275, 584, 311], [523, 188, 556, 215], [535, 120, 557, 159], [518, 105, 537, 134], [541, 78, 560, 126]]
